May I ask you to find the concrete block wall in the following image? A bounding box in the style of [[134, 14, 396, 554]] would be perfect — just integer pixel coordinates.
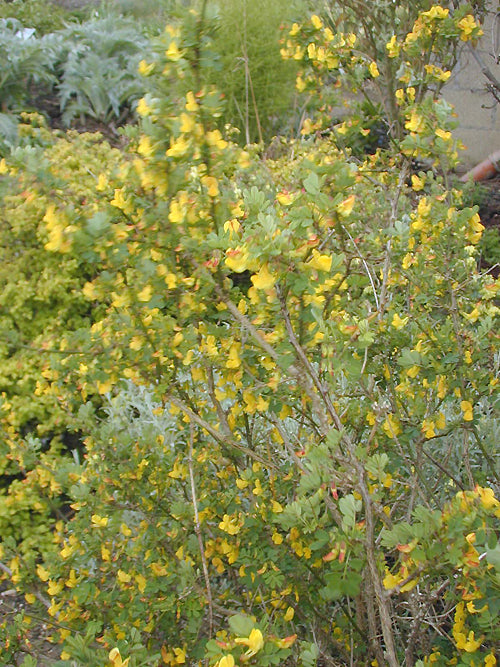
[[445, 5, 500, 167]]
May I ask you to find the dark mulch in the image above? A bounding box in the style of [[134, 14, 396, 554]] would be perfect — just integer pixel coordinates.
[[477, 174, 500, 278], [0, 583, 61, 666], [478, 174, 500, 228]]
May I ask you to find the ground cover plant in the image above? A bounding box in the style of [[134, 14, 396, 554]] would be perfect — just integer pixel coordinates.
[[0, 1, 499, 666]]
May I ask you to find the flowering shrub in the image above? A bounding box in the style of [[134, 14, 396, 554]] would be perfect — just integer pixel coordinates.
[[0, 4, 499, 667]]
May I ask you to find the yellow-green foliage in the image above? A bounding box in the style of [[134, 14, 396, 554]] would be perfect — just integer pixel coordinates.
[[0, 5, 499, 667], [0, 117, 123, 554]]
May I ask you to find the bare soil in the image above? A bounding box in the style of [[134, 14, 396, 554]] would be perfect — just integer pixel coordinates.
[[477, 174, 500, 278]]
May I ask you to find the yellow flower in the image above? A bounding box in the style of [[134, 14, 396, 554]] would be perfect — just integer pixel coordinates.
[[460, 400, 474, 421], [110, 188, 133, 214], [202, 175, 219, 198], [96, 172, 109, 191], [117, 570, 132, 583], [284, 606, 295, 621], [238, 150, 251, 168], [234, 628, 264, 657], [168, 199, 185, 224], [206, 128, 228, 149], [337, 194, 356, 217], [167, 135, 190, 158], [271, 500, 283, 513], [165, 42, 183, 61], [253, 479, 263, 496], [383, 414, 401, 438], [185, 91, 198, 111], [307, 43, 317, 60], [455, 629, 483, 652], [301, 118, 315, 135], [475, 486, 500, 510], [422, 419, 436, 438], [435, 412, 446, 430], [308, 249, 332, 272], [251, 264, 276, 290], [276, 191, 296, 205], [311, 14, 323, 30], [457, 15, 481, 41], [425, 64, 451, 82], [91, 514, 109, 527], [386, 35, 400, 58], [462, 306, 480, 322], [383, 569, 399, 590], [224, 219, 241, 238], [47, 579, 64, 596], [136, 97, 152, 117], [218, 514, 242, 535], [216, 656, 235, 667], [369, 61, 380, 78], [225, 246, 250, 273], [137, 284, 153, 302], [422, 6, 449, 20], [226, 343, 241, 369], [121, 523, 132, 536], [179, 112, 195, 133], [411, 174, 425, 191], [435, 128, 452, 141], [109, 647, 130, 667], [97, 379, 113, 395], [172, 647, 186, 664], [295, 76, 306, 92], [391, 313, 409, 329], [395, 88, 405, 104], [138, 60, 155, 76], [467, 212, 484, 244], [405, 112, 425, 134]]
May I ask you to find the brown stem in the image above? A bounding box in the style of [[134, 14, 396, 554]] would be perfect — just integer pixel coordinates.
[[169, 395, 277, 469], [187, 425, 213, 647]]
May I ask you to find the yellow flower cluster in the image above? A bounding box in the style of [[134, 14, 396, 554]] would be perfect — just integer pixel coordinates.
[[452, 602, 483, 653]]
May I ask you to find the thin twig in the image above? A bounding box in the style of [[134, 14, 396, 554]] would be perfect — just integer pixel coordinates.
[[187, 424, 213, 648], [169, 395, 277, 469]]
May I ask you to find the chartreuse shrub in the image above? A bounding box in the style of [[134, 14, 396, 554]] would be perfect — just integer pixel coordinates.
[[0, 116, 123, 557], [0, 4, 499, 667]]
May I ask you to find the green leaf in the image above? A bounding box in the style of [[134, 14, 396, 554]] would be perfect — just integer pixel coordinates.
[[303, 171, 321, 196], [228, 613, 255, 637], [365, 453, 389, 480], [86, 211, 110, 237], [341, 571, 362, 596], [300, 642, 319, 667], [398, 348, 422, 368], [486, 544, 500, 571], [320, 572, 343, 601], [339, 494, 362, 532]]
